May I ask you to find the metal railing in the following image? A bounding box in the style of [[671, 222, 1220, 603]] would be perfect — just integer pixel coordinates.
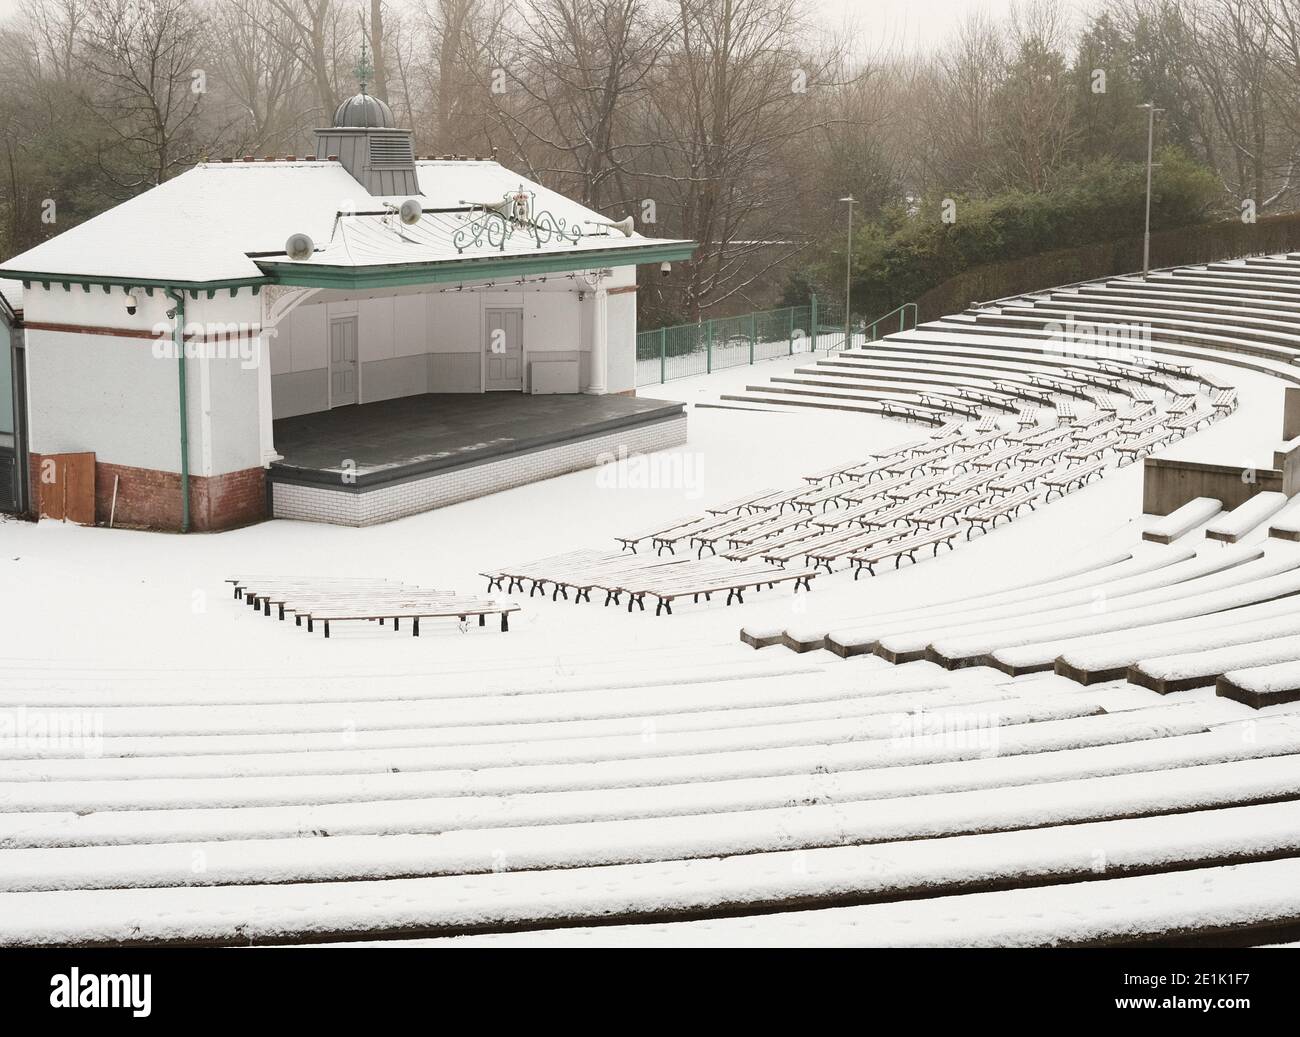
[[635, 297, 918, 387]]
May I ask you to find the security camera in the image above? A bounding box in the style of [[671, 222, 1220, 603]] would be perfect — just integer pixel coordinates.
[[660, 262, 671, 278], [124, 290, 138, 315], [165, 307, 177, 320]]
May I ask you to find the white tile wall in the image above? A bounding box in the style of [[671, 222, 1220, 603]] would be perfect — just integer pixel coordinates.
[[271, 415, 689, 526]]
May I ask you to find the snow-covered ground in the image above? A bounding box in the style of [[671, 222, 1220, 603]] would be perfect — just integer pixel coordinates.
[[2, 335, 1299, 948], [0, 351, 1153, 681]]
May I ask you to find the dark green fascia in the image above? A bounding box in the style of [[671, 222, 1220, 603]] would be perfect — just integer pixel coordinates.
[[258, 241, 698, 289], [3, 271, 267, 296], [1, 240, 697, 295]]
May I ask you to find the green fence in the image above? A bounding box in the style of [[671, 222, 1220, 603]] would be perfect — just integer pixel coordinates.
[[635, 298, 917, 387]]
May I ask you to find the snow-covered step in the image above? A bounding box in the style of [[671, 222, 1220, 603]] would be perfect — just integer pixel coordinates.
[[934, 556, 1300, 671], [1142, 497, 1222, 544], [0, 653, 813, 706], [0, 697, 1106, 778], [0, 705, 1222, 805], [1044, 598, 1300, 684], [4, 720, 1294, 849], [4, 753, 1300, 894], [1219, 661, 1300, 709], [434, 855, 1300, 948], [1205, 492, 1289, 543], [1268, 494, 1300, 542], [1131, 635, 1300, 694], [748, 548, 1138, 652], [0, 665, 957, 748], [7, 800, 1300, 946], [870, 547, 1256, 664], [0, 681, 1017, 761]]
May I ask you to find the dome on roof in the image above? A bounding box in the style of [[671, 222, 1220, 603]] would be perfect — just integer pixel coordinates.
[[333, 92, 395, 129]]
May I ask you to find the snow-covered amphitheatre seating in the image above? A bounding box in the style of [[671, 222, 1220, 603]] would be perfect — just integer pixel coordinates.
[[10, 255, 1300, 949]]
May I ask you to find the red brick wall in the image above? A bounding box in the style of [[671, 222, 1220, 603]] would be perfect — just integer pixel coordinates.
[[29, 453, 265, 531]]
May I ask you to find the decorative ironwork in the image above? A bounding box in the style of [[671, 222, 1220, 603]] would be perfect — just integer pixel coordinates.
[[452, 185, 583, 254]]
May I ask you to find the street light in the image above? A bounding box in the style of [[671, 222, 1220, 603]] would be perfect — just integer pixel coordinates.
[[839, 195, 855, 351], [1138, 102, 1164, 275]]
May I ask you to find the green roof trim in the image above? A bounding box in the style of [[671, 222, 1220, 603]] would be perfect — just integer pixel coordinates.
[[256, 241, 698, 289], [1, 240, 696, 295]]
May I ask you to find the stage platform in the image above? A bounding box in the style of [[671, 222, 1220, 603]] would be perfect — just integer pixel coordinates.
[[266, 392, 688, 526]]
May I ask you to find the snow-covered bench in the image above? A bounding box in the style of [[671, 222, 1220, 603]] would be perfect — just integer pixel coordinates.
[[616, 515, 701, 553], [618, 562, 817, 615], [1114, 430, 1167, 466], [850, 526, 960, 577], [1043, 459, 1107, 499], [912, 491, 988, 527], [965, 489, 1038, 538], [804, 526, 908, 573], [1212, 387, 1239, 414], [988, 462, 1055, 495]]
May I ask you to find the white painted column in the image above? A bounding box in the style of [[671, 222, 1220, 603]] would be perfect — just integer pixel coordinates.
[[586, 286, 609, 395], [256, 328, 280, 465]]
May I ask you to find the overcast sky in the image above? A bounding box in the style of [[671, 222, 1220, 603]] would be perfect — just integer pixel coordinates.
[[0, 0, 1111, 54]]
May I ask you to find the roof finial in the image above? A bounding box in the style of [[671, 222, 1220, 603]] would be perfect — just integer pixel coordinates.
[[355, 11, 373, 96]]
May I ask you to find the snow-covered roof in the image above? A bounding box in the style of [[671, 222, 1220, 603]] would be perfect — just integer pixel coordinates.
[[0, 159, 691, 286]]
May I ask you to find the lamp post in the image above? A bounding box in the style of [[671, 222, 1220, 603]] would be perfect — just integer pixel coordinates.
[[1138, 102, 1164, 275], [839, 195, 855, 350]]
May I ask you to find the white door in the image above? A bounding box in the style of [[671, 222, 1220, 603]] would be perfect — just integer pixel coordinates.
[[484, 308, 524, 391], [329, 317, 359, 407]]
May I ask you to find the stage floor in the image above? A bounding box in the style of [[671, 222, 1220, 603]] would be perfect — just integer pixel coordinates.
[[270, 392, 685, 489]]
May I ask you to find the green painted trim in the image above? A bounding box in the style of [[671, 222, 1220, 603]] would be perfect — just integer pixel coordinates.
[[258, 241, 698, 289], [2, 241, 695, 297], [1, 270, 269, 293], [164, 289, 191, 534]]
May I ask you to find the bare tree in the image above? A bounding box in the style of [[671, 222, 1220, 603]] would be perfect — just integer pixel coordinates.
[[80, 0, 212, 187]]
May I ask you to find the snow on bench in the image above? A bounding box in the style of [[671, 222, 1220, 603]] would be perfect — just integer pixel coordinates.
[[1212, 387, 1239, 414], [1143, 497, 1223, 544], [1114, 429, 1167, 466], [1204, 492, 1289, 543], [988, 462, 1056, 495], [850, 527, 960, 578], [617, 562, 817, 615], [1043, 459, 1107, 499], [1219, 660, 1300, 709], [1267, 494, 1300, 541], [965, 490, 1038, 539]]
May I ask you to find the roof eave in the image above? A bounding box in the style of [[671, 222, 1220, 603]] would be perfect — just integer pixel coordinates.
[[257, 241, 698, 289]]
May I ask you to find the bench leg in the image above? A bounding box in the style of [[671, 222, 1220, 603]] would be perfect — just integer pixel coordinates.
[[307, 617, 313, 633], [263, 599, 271, 616], [479, 613, 486, 627], [501, 613, 509, 632], [323, 621, 330, 639], [413, 617, 420, 637], [394, 617, 400, 631], [295, 615, 301, 626]]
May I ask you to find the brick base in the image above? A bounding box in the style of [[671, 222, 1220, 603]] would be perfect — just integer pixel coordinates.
[[29, 454, 266, 532]]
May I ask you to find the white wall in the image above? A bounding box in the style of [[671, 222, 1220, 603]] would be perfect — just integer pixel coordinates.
[[269, 279, 601, 416], [21, 283, 263, 477]]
